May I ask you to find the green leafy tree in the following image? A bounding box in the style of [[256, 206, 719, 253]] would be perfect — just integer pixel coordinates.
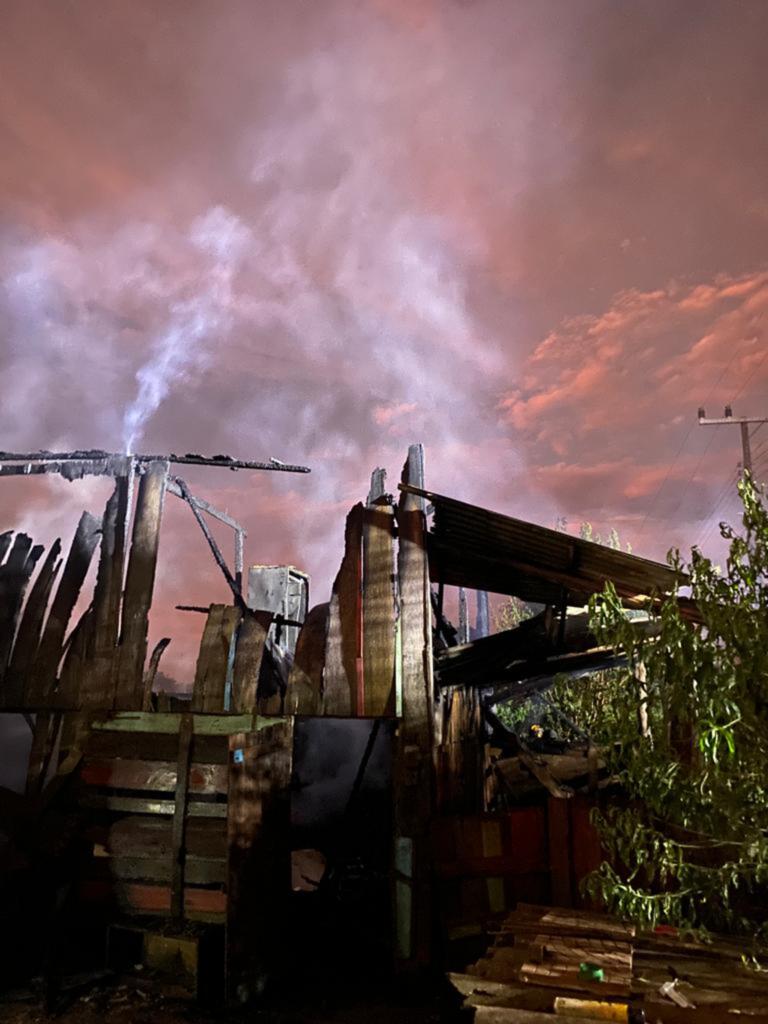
[[583, 476, 768, 942]]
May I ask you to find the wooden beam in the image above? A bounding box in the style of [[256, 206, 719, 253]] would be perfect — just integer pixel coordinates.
[[115, 461, 168, 709], [226, 719, 294, 1005], [88, 711, 282, 734]]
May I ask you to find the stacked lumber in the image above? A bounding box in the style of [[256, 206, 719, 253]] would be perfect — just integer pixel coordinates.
[[76, 716, 231, 924], [471, 904, 634, 997], [452, 903, 768, 1022]]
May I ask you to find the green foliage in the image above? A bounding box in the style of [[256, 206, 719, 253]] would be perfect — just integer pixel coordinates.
[[584, 476, 768, 941], [493, 596, 535, 633]]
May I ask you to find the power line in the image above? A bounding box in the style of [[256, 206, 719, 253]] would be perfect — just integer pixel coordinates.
[[694, 470, 740, 552]]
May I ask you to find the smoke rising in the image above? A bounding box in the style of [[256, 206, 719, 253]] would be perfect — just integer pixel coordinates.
[[3, 0, 768, 679], [121, 207, 252, 453]]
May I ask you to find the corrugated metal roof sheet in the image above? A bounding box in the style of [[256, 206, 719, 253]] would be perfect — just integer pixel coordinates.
[[400, 484, 696, 617]]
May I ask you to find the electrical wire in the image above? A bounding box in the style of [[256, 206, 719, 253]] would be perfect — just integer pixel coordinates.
[[635, 353, 748, 542]]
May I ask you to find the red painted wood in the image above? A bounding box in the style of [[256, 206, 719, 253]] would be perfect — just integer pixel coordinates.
[[80, 758, 227, 794]]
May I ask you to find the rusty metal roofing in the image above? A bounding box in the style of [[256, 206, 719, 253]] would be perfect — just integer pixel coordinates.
[[400, 483, 692, 614]]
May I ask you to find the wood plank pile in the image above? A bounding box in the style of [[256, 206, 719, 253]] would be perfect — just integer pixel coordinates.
[[452, 903, 768, 1022]]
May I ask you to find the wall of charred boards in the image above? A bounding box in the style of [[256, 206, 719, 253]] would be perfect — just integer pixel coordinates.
[[0, 447, 437, 996]]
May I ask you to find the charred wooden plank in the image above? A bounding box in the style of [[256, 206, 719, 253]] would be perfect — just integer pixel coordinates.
[[231, 609, 271, 714], [0, 534, 42, 686], [362, 503, 396, 716], [82, 474, 130, 709], [323, 504, 364, 715], [3, 539, 61, 705], [226, 719, 293, 1004], [29, 513, 101, 705], [192, 605, 242, 712], [285, 602, 328, 714], [115, 461, 168, 710], [143, 637, 171, 710], [0, 449, 310, 473], [57, 606, 96, 707]]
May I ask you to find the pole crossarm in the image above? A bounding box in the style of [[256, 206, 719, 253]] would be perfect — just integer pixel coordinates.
[[698, 407, 768, 480]]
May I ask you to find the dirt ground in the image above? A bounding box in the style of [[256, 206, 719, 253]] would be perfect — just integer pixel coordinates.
[[0, 973, 460, 1024]]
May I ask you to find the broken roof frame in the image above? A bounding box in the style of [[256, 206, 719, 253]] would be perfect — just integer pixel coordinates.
[[0, 448, 311, 601]]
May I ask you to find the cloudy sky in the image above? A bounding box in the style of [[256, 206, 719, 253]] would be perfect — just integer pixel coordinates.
[[1, 0, 767, 681]]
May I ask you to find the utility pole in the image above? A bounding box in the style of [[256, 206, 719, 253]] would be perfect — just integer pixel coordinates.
[[697, 405, 768, 480]]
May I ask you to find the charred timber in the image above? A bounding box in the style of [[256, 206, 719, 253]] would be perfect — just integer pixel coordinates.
[[0, 450, 311, 474]]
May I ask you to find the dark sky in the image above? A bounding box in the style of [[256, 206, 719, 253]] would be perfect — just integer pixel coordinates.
[[1, 0, 767, 680]]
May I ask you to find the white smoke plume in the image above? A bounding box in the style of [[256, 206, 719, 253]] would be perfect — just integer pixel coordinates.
[[121, 206, 252, 454]]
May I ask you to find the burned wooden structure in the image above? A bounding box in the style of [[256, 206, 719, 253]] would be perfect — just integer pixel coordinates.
[[0, 443, 691, 1001]]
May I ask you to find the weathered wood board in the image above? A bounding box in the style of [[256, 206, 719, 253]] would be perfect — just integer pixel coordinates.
[[230, 608, 272, 713], [86, 815, 228, 860], [285, 602, 328, 714], [323, 504, 364, 715], [83, 474, 130, 708], [115, 461, 168, 710], [393, 445, 434, 968], [79, 757, 228, 794], [192, 604, 243, 712], [362, 504, 396, 716]]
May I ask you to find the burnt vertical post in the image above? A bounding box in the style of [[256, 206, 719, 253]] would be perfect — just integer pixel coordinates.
[[393, 443, 434, 970]]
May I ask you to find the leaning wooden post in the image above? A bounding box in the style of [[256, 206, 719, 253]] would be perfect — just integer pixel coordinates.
[[393, 443, 434, 970]]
